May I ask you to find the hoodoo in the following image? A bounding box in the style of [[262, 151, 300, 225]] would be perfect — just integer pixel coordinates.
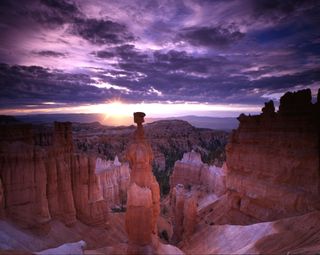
[[125, 112, 161, 254], [125, 112, 184, 255]]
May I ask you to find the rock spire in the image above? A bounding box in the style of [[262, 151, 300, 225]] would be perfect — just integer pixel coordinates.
[[125, 112, 161, 254]]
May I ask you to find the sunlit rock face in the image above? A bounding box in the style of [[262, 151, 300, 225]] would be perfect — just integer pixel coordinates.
[[226, 88, 320, 222], [169, 151, 226, 242], [125, 112, 161, 254], [0, 122, 108, 230], [96, 156, 130, 210], [170, 151, 227, 195]]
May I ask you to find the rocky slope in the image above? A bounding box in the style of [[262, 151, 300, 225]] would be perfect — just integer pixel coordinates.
[[180, 211, 320, 254], [0, 213, 127, 252], [0, 122, 108, 231]]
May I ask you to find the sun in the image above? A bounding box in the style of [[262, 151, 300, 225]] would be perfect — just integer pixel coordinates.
[[101, 100, 133, 126], [105, 100, 130, 117]]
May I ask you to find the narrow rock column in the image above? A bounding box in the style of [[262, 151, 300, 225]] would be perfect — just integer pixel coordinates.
[[125, 112, 160, 255]]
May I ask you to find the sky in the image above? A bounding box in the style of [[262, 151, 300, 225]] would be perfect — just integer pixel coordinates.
[[0, 0, 319, 120]]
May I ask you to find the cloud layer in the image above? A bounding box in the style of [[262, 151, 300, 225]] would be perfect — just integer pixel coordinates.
[[0, 0, 319, 112]]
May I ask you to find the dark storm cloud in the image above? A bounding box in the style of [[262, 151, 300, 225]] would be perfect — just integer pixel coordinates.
[[92, 44, 319, 104], [34, 50, 66, 57], [0, 0, 134, 46], [251, 0, 319, 20], [0, 0, 319, 112], [73, 19, 135, 45], [94, 44, 148, 62], [178, 26, 245, 48], [252, 69, 320, 91], [30, 0, 82, 27], [0, 63, 114, 108], [41, 0, 80, 15]]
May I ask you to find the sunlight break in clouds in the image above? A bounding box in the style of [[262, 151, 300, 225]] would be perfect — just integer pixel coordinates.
[[0, 100, 260, 125]]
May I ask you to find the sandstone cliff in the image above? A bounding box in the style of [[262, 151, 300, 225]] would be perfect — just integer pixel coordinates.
[[225, 88, 320, 222], [0, 122, 108, 230]]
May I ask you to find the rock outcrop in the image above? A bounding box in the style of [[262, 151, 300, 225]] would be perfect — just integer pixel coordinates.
[[170, 184, 197, 243], [124, 112, 184, 255], [96, 156, 130, 210], [170, 151, 227, 195], [0, 122, 108, 230], [169, 151, 226, 242], [125, 112, 161, 254], [180, 211, 320, 254], [225, 88, 320, 222]]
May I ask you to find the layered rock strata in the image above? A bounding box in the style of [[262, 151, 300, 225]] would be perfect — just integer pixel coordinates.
[[225, 88, 320, 222], [0, 122, 108, 230]]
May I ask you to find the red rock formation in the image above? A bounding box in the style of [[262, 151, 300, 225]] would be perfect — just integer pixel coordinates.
[[180, 211, 320, 254], [170, 184, 197, 243], [170, 151, 226, 195], [71, 155, 108, 226], [96, 156, 130, 210], [225, 88, 320, 222], [0, 122, 108, 230], [169, 151, 227, 242], [125, 112, 161, 254]]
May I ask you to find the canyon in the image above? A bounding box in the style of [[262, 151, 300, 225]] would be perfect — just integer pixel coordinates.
[[0, 88, 320, 254], [73, 119, 228, 195]]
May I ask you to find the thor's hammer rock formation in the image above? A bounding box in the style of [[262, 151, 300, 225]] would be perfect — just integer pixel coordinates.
[[125, 112, 161, 254]]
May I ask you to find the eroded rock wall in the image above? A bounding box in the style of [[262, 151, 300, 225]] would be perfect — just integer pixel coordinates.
[[96, 157, 130, 210], [170, 151, 226, 195], [226, 89, 320, 222], [169, 151, 226, 241], [0, 122, 108, 230]]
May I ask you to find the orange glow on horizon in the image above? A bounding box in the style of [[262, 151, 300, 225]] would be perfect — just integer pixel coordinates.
[[0, 101, 261, 125]]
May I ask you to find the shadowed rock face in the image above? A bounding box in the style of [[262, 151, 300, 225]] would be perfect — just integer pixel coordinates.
[[226, 88, 320, 222], [0, 122, 108, 231]]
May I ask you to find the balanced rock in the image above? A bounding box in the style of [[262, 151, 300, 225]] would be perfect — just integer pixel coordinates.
[[125, 112, 161, 254]]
